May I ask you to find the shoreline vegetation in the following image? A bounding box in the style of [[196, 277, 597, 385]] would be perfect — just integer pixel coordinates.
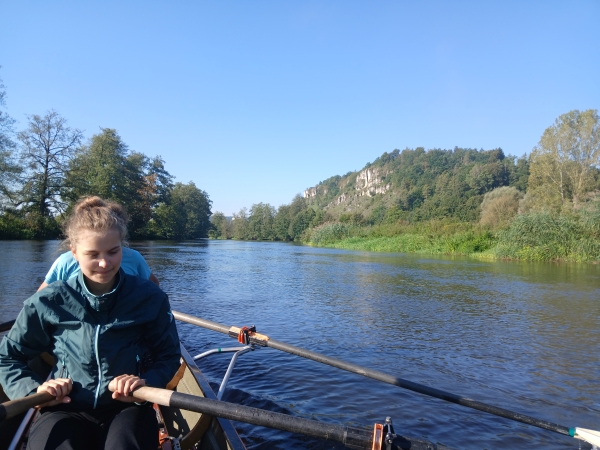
[[303, 210, 600, 263]]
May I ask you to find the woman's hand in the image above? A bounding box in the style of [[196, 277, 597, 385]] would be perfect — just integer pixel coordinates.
[[36, 378, 72, 407], [110, 374, 146, 402]]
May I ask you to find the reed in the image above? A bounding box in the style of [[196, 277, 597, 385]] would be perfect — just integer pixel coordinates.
[[307, 220, 496, 256], [494, 212, 600, 262], [307, 213, 600, 262]]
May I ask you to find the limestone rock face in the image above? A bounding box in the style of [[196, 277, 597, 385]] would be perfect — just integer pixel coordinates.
[[355, 167, 391, 198], [304, 187, 317, 198], [304, 166, 391, 209]]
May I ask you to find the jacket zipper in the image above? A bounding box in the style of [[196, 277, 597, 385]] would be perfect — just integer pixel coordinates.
[[93, 325, 102, 409], [136, 354, 141, 376], [58, 359, 68, 378]]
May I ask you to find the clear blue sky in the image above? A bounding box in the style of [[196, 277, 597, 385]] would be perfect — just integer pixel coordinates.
[[1, 1, 598, 215]]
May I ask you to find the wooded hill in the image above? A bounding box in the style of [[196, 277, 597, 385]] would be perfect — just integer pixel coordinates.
[[304, 147, 529, 224]]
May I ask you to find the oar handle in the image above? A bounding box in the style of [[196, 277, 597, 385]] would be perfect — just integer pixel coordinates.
[[107, 380, 174, 405], [108, 383, 449, 450], [0, 392, 54, 422]]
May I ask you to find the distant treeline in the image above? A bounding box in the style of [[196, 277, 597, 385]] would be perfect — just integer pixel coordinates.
[[212, 109, 600, 262], [0, 74, 212, 240]]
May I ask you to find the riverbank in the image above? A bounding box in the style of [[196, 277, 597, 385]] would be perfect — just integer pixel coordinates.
[[304, 212, 600, 263]]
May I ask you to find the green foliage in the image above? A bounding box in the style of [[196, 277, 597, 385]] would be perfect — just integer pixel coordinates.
[[306, 146, 526, 225], [149, 182, 212, 240], [247, 203, 276, 240], [64, 129, 174, 238], [17, 110, 83, 217], [0, 105, 208, 241], [273, 204, 292, 240], [528, 109, 600, 211], [64, 128, 139, 205], [0, 209, 60, 239], [307, 220, 496, 255], [0, 72, 19, 207], [308, 222, 358, 245], [289, 208, 316, 240], [231, 207, 250, 240], [210, 211, 230, 239], [479, 186, 523, 228], [494, 211, 600, 262]]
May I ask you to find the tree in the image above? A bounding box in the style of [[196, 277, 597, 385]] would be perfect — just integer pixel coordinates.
[[248, 203, 276, 240], [0, 72, 20, 207], [273, 204, 292, 240], [528, 110, 600, 210], [151, 182, 212, 240], [64, 128, 137, 203], [17, 110, 82, 217], [289, 208, 316, 239], [209, 211, 230, 239], [231, 207, 250, 240], [63, 128, 169, 236]]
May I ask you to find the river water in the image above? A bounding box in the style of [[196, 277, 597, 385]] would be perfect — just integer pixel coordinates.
[[0, 240, 598, 449]]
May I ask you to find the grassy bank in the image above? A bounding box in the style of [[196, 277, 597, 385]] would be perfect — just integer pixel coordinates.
[[305, 212, 600, 262], [305, 220, 497, 257]]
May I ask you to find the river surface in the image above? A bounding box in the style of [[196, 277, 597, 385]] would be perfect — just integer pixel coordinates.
[[0, 240, 598, 449]]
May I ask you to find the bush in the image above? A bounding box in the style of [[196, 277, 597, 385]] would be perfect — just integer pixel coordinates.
[[307, 222, 358, 245], [480, 186, 523, 227]]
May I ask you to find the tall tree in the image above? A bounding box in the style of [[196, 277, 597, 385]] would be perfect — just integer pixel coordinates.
[[151, 182, 212, 240], [17, 110, 82, 216], [528, 109, 600, 209], [231, 207, 250, 240], [248, 202, 276, 240], [0, 72, 20, 207], [273, 204, 292, 240], [209, 211, 230, 239], [64, 128, 136, 204]]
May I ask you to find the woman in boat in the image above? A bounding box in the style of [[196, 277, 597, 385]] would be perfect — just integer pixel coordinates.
[[0, 196, 181, 450]]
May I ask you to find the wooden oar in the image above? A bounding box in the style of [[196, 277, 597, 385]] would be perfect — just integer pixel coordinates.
[[108, 382, 449, 450], [172, 310, 600, 448], [0, 392, 53, 422]]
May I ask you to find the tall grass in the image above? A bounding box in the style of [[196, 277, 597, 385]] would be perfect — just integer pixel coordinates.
[[306, 220, 497, 256], [306, 212, 600, 262], [494, 212, 600, 262]]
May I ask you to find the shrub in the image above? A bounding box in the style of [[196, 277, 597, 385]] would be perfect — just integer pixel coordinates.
[[480, 186, 523, 227], [308, 222, 358, 245]]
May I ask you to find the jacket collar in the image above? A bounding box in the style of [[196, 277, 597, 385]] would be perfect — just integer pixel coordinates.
[[78, 269, 125, 312]]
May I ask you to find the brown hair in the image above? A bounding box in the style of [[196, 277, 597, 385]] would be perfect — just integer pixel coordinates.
[[63, 196, 129, 249]]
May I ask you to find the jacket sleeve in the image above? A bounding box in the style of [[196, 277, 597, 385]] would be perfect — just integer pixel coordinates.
[[0, 296, 53, 399], [142, 293, 181, 389]]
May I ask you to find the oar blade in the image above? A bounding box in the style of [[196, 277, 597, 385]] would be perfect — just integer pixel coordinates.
[[574, 427, 600, 447]]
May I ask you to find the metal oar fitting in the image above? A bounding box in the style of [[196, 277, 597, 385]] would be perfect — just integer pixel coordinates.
[[228, 325, 270, 346]]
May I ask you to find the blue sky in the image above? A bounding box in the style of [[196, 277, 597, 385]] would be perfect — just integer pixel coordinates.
[[1, 1, 598, 215]]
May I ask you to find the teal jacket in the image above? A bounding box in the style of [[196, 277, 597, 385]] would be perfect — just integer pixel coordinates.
[[0, 270, 180, 410]]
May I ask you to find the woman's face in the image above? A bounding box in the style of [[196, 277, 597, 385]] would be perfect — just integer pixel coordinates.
[[71, 228, 122, 295]]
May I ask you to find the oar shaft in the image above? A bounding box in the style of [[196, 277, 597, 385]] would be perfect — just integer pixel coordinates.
[[172, 311, 571, 437], [127, 386, 447, 450], [0, 319, 16, 333], [0, 392, 53, 422]]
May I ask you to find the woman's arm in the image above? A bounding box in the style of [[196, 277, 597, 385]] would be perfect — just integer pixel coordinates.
[[0, 298, 53, 399]]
